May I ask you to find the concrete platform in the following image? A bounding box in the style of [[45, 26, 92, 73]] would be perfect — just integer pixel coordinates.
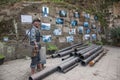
[[0, 45, 120, 80]]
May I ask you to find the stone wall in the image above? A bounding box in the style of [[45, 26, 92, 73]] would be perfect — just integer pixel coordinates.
[[113, 2, 120, 16], [0, 1, 100, 60], [114, 19, 120, 27], [18, 2, 99, 45], [0, 42, 16, 61]]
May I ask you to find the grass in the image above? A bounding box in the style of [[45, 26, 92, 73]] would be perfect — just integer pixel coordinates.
[[0, 54, 5, 59]]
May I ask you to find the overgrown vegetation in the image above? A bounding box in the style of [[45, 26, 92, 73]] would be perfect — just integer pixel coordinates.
[[0, 54, 5, 59], [96, 12, 108, 34], [0, 0, 20, 5], [47, 43, 58, 51], [0, 19, 15, 39], [110, 27, 120, 46], [95, 41, 103, 45]]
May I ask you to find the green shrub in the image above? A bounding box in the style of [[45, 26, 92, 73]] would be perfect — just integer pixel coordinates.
[[95, 41, 103, 45], [47, 43, 58, 51], [86, 41, 92, 46], [0, 54, 5, 59], [110, 27, 120, 45]]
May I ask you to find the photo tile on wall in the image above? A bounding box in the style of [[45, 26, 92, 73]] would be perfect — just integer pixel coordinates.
[[53, 28, 62, 35], [3, 36, 9, 42], [85, 28, 91, 34], [94, 15, 98, 21], [74, 12, 80, 18], [92, 34, 97, 40], [78, 26, 84, 34], [41, 23, 51, 30], [66, 36, 74, 42], [42, 6, 49, 17], [42, 35, 52, 42], [59, 10, 67, 17], [84, 34, 90, 40], [84, 13, 90, 19], [71, 20, 77, 27], [91, 24, 96, 29], [69, 28, 76, 35], [83, 22, 89, 27], [56, 18, 64, 24], [21, 15, 32, 23]]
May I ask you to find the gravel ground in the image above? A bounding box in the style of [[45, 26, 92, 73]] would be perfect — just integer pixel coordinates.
[[0, 45, 120, 80]]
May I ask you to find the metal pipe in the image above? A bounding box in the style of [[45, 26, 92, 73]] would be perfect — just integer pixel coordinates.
[[70, 52, 75, 56], [29, 66, 58, 80], [58, 49, 74, 57], [52, 42, 84, 58], [56, 42, 83, 53], [76, 45, 96, 55], [29, 56, 77, 80], [75, 45, 89, 52], [89, 49, 108, 66], [80, 46, 102, 59], [61, 55, 71, 61], [62, 56, 76, 62], [81, 48, 104, 66], [58, 57, 79, 72], [62, 63, 78, 73], [51, 42, 83, 58]]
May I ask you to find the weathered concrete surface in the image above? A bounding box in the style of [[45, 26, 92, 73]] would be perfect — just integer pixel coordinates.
[[0, 45, 120, 80], [0, 41, 35, 61]]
